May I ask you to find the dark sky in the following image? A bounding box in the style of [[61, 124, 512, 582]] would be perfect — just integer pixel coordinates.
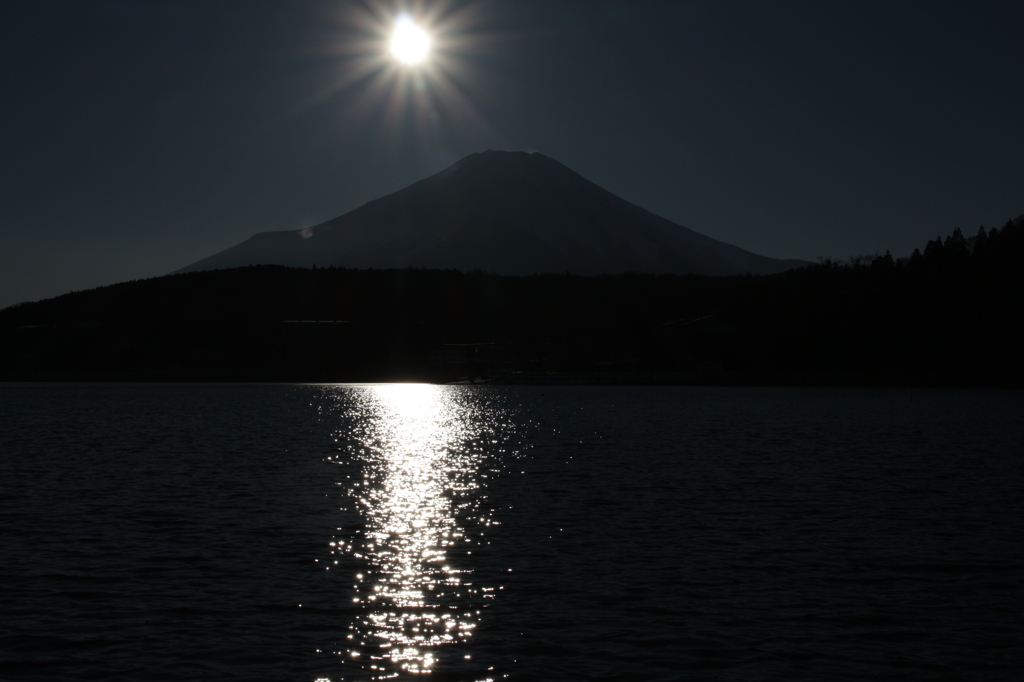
[[2, 0, 1022, 309]]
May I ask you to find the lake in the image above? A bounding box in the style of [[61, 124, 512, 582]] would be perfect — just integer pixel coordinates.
[[1, 384, 1022, 681]]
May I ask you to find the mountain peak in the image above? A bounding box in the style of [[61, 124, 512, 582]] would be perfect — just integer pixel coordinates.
[[175, 151, 809, 277], [433, 149, 574, 186], [457, 149, 549, 164]]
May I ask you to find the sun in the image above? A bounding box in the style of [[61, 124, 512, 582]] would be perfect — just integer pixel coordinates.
[[307, 1, 497, 150], [389, 14, 431, 65]]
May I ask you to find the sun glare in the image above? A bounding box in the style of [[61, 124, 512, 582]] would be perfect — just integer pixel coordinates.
[[308, 1, 496, 152], [389, 14, 431, 64]]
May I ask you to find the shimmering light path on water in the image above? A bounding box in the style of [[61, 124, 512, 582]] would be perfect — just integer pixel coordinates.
[[321, 385, 513, 679], [1, 384, 1022, 681]]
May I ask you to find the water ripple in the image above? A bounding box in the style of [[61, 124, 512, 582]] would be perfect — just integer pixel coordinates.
[[1, 385, 1022, 681]]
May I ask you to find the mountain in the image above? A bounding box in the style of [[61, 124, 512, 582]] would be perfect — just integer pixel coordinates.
[[175, 151, 809, 276]]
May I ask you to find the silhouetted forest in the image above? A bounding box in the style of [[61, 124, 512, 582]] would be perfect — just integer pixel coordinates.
[[2, 216, 1022, 385]]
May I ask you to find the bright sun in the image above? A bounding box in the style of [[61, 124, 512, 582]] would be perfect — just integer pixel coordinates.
[[389, 14, 431, 65]]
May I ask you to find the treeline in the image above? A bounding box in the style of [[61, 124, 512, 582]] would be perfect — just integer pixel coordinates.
[[1, 216, 1021, 385], [827, 214, 1024, 276]]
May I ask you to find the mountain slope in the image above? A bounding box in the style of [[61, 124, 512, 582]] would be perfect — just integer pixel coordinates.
[[176, 151, 808, 276]]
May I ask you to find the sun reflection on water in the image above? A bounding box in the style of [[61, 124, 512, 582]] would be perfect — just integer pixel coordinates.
[[326, 384, 507, 679]]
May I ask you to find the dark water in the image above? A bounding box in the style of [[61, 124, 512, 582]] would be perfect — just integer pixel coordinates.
[[1, 384, 1022, 681]]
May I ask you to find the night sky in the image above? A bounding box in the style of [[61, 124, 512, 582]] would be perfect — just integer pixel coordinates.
[[2, 0, 1022, 309]]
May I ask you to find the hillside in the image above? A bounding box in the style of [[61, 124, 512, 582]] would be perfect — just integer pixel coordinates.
[[3, 216, 1021, 385]]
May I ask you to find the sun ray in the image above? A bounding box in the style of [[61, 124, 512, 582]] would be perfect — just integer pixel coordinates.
[[271, 0, 509, 170]]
